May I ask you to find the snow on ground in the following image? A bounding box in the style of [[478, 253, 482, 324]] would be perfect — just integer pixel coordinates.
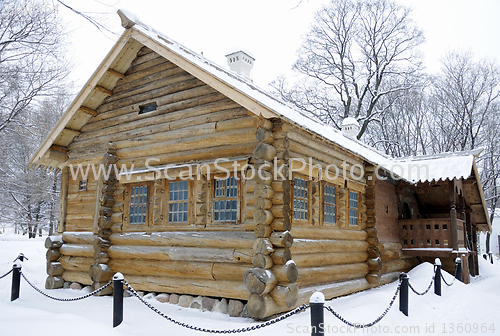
[[0, 233, 499, 336]]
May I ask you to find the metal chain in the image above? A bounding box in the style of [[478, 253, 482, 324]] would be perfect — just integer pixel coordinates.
[[441, 273, 455, 286], [123, 280, 309, 333], [324, 279, 401, 329], [20, 271, 112, 302], [408, 276, 434, 296], [0, 269, 13, 280]]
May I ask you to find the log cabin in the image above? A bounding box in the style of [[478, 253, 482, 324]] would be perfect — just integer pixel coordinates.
[[31, 10, 491, 319]]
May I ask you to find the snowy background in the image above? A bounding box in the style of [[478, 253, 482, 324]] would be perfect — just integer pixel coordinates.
[[0, 232, 498, 336]]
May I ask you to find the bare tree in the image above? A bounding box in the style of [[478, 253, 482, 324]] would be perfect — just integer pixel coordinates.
[[0, 0, 68, 133], [272, 0, 424, 139], [429, 51, 500, 153]]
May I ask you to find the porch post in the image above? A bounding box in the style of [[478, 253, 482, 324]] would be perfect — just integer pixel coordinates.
[[449, 179, 458, 251]]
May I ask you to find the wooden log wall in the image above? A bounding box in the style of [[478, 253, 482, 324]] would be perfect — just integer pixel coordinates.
[[245, 118, 298, 319], [67, 46, 259, 168], [65, 173, 97, 232], [89, 148, 117, 294], [107, 231, 254, 299], [45, 235, 65, 289]]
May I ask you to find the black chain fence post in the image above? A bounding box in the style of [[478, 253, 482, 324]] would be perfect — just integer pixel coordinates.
[[310, 292, 325, 336], [455, 258, 463, 282], [113, 273, 124, 328], [489, 252, 494, 264], [11, 261, 21, 302], [399, 273, 409, 317], [434, 258, 441, 296]]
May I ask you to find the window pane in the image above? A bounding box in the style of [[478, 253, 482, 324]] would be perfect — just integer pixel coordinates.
[[167, 181, 189, 223], [293, 177, 308, 221], [129, 185, 148, 225], [214, 176, 239, 222]]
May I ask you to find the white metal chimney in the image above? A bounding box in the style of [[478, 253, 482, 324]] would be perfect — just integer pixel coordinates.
[[225, 50, 255, 80], [341, 117, 360, 138]]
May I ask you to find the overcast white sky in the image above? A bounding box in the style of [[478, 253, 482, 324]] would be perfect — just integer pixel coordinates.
[[59, 0, 500, 89]]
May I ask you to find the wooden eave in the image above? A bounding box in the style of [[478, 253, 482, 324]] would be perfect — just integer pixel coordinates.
[[467, 161, 492, 232], [29, 29, 137, 169]]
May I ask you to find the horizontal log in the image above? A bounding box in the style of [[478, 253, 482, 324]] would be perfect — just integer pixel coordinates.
[[59, 256, 95, 272], [46, 249, 61, 262], [290, 227, 367, 241], [107, 245, 250, 263], [125, 275, 249, 300], [270, 219, 291, 232], [211, 263, 249, 281], [293, 251, 368, 268], [254, 184, 274, 199], [89, 263, 113, 282], [46, 262, 63, 276], [271, 248, 291, 265], [253, 143, 277, 162], [380, 249, 402, 262], [269, 231, 293, 247], [253, 210, 273, 225], [381, 258, 419, 274], [378, 242, 403, 251], [247, 293, 284, 319], [365, 272, 381, 285], [270, 283, 298, 308], [59, 244, 94, 258], [244, 268, 278, 295], [367, 258, 382, 272], [296, 277, 371, 307], [291, 239, 369, 254], [62, 232, 95, 244], [109, 231, 254, 249], [45, 235, 63, 249], [296, 263, 369, 287], [45, 276, 64, 289], [252, 253, 273, 269], [254, 224, 272, 238], [272, 261, 298, 283], [109, 259, 214, 279], [253, 238, 274, 255], [62, 271, 92, 286]]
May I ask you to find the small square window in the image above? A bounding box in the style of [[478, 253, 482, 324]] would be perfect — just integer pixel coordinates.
[[410, 239, 414, 245], [403, 239, 408, 245], [409, 225, 413, 230], [402, 225, 407, 231], [426, 239, 431, 245], [443, 224, 448, 230], [426, 224, 431, 230], [435, 224, 440, 230], [139, 102, 158, 114], [78, 180, 87, 191], [435, 239, 440, 245]]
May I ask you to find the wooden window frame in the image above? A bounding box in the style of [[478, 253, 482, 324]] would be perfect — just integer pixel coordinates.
[[163, 179, 194, 225], [209, 174, 242, 225], [124, 181, 153, 229], [321, 181, 338, 226], [348, 190, 360, 226], [291, 174, 312, 225]]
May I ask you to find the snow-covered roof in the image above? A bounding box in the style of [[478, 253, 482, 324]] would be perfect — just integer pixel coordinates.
[[386, 151, 477, 184]]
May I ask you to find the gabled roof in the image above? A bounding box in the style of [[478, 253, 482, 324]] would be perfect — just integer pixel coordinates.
[[29, 9, 390, 171]]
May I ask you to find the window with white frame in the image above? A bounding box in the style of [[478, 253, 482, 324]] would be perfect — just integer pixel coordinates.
[[323, 184, 336, 224], [213, 176, 238, 222], [167, 180, 189, 223], [293, 177, 308, 221], [349, 191, 359, 226]]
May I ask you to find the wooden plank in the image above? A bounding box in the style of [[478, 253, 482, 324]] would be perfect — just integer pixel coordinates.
[[107, 68, 125, 79], [78, 106, 98, 117], [94, 85, 113, 96]]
